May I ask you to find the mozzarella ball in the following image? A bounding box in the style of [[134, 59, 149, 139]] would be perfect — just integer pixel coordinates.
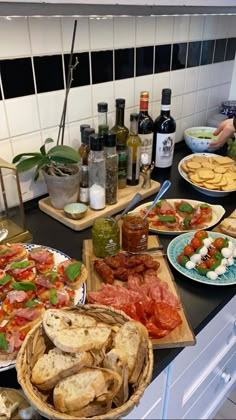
[[203, 238, 212, 248], [190, 254, 202, 263], [185, 261, 196, 270], [221, 247, 233, 258], [228, 241, 234, 249], [221, 258, 228, 266], [199, 246, 208, 257], [206, 271, 218, 280], [233, 248, 236, 258], [214, 265, 226, 275], [227, 257, 234, 266]]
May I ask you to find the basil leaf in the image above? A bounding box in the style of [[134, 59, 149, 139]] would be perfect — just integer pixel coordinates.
[[200, 203, 210, 209], [158, 215, 176, 223], [0, 248, 13, 255], [155, 199, 166, 208], [48, 271, 58, 283], [9, 260, 30, 269], [12, 282, 36, 291], [177, 202, 194, 213], [50, 288, 58, 305], [65, 261, 81, 281], [0, 332, 8, 351], [0, 274, 12, 285], [25, 299, 38, 307], [183, 216, 191, 229]]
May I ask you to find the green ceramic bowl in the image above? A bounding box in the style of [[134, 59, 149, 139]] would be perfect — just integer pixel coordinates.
[[64, 203, 88, 220]]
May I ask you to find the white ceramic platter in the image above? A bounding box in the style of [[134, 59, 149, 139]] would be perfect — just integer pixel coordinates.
[[178, 153, 236, 197], [133, 199, 225, 236], [0, 244, 86, 372]]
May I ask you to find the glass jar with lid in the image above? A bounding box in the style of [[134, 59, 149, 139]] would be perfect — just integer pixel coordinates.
[[122, 213, 149, 252], [92, 217, 120, 258]]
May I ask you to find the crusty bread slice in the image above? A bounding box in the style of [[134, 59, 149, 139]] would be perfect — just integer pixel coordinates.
[[68, 401, 112, 418], [43, 309, 96, 341], [54, 326, 112, 353], [113, 321, 148, 384], [53, 367, 121, 413], [31, 347, 93, 390], [103, 348, 129, 407], [220, 217, 236, 238]]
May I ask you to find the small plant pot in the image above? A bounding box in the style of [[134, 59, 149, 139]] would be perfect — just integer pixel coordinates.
[[43, 166, 80, 209]]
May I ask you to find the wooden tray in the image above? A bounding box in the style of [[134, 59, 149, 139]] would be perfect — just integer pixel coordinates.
[[212, 209, 236, 233], [38, 180, 160, 231], [83, 236, 196, 349]]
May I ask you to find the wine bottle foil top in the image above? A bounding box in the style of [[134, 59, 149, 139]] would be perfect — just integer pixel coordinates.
[[105, 130, 116, 147], [162, 88, 172, 105], [89, 133, 104, 151], [80, 124, 90, 133], [130, 113, 139, 121], [140, 91, 149, 100], [97, 102, 108, 112], [116, 98, 126, 108]]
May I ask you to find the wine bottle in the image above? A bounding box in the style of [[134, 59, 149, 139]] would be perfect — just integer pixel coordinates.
[[111, 98, 129, 189], [152, 88, 176, 169], [127, 113, 142, 186], [138, 91, 154, 164]]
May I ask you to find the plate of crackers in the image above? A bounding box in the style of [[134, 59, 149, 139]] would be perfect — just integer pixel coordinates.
[[178, 153, 236, 197]]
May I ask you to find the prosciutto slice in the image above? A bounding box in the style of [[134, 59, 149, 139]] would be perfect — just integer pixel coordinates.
[[7, 290, 28, 304], [14, 307, 41, 321], [29, 248, 53, 264]]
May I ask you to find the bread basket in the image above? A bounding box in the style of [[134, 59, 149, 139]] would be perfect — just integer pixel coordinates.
[[16, 304, 154, 420]]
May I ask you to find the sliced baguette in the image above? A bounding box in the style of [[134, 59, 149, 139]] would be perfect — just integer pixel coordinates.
[[219, 217, 236, 238], [31, 348, 93, 390], [54, 326, 112, 353], [43, 309, 97, 341], [68, 401, 112, 418], [53, 367, 121, 413], [103, 348, 129, 406]]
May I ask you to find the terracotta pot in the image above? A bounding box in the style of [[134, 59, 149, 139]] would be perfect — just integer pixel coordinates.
[[43, 166, 80, 209]]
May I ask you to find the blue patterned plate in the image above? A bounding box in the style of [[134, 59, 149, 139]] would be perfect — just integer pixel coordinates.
[[0, 244, 86, 372], [167, 232, 236, 286]]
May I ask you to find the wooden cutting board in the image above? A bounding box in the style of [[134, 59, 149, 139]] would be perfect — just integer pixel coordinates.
[[83, 236, 196, 349], [38, 179, 160, 231], [212, 209, 236, 233]]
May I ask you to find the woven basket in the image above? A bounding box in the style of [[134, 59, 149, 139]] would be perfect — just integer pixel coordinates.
[[16, 304, 154, 420]]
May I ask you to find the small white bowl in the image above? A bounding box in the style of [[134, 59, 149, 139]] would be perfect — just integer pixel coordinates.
[[184, 126, 223, 153], [64, 203, 88, 220]]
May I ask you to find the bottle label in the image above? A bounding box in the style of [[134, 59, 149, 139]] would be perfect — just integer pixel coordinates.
[[80, 187, 89, 203], [127, 146, 141, 180], [139, 133, 153, 164], [154, 132, 175, 168]]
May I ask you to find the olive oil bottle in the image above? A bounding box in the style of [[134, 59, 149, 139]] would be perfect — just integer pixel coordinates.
[[127, 113, 142, 185]]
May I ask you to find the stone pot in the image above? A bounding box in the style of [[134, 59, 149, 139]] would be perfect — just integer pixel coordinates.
[[43, 166, 80, 209]]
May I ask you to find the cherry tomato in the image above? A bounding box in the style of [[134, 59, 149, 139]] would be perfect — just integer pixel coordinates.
[[177, 254, 189, 267], [213, 237, 226, 250], [206, 258, 217, 268], [194, 230, 208, 240], [208, 246, 217, 256], [196, 262, 208, 275], [166, 209, 175, 215], [190, 237, 203, 249], [14, 316, 28, 327], [183, 245, 194, 256]]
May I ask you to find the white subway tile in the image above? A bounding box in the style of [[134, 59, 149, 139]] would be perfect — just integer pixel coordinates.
[[155, 16, 174, 45], [134, 75, 153, 106], [209, 62, 224, 87], [37, 90, 65, 130], [175, 119, 183, 143], [182, 92, 197, 117], [136, 17, 156, 47], [114, 17, 135, 49], [180, 115, 194, 137], [170, 69, 185, 97], [218, 83, 231, 103], [91, 81, 115, 117], [61, 17, 90, 53], [5, 96, 40, 137], [29, 17, 62, 55], [227, 15, 236, 38], [89, 17, 114, 51], [153, 72, 171, 101], [114, 78, 135, 109], [216, 16, 229, 39], [189, 16, 204, 42], [171, 95, 183, 120], [184, 67, 199, 93], [206, 106, 219, 123], [195, 89, 209, 113], [198, 65, 212, 90], [41, 125, 70, 148], [0, 17, 31, 58], [0, 102, 9, 140], [150, 100, 160, 121], [0, 139, 13, 163], [208, 85, 220, 109], [223, 61, 234, 84], [67, 86, 92, 123], [11, 130, 42, 157], [203, 16, 218, 40], [193, 112, 207, 127], [173, 16, 190, 43]]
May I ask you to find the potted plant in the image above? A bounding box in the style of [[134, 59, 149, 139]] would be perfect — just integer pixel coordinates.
[[13, 138, 80, 209]]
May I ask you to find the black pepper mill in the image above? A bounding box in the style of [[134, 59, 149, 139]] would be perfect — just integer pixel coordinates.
[[104, 131, 118, 205]]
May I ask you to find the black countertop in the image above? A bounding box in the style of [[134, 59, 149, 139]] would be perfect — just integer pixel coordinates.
[[1, 142, 236, 387]]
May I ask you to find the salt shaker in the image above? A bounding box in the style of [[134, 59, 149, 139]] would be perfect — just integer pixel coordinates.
[[88, 133, 106, 210]]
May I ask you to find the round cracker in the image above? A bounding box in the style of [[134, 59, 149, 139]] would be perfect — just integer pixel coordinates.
[[213, 166, 227, 174], [198, 169, 215, 180], [187, 161, 202, 169]]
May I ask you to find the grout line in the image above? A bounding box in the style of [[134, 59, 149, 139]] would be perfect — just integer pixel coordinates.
[[228, 398, 236, 406]]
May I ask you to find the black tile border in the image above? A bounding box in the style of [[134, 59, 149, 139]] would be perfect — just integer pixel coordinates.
[[0, 36, 235, 100]]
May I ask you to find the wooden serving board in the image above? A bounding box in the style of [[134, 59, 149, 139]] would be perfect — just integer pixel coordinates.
[[83, 236, 196, 349], [38, 180, 160, 231], [212, 209, 236, 233]]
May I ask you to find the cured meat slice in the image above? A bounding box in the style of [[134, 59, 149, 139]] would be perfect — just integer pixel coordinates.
[[93, 260, 115, 284], [161, 287, 181, 309], [14, 307, 42, 321], [104, 253, 127, 269], [154, 302, 182, 331]]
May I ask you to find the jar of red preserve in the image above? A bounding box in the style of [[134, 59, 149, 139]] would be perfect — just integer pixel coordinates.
[[122, 213, 149, 252]]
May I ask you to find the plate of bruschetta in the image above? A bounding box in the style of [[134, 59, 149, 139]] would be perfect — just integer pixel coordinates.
[[134, 199, 225, 235], [0, 243, 86, 371]]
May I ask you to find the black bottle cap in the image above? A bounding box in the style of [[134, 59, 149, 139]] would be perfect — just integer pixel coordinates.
[[84, 128, 95, 145], [97, 102, 108, 112], [161, 88, 172, 105], [90, 133, 104, 151], [130, 112, 139, 121], [116, 98, 126, 108], [80, 124, 90, 133], [105, 130, 116, 148]]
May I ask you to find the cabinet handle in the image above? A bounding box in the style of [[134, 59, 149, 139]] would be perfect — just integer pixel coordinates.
[[221, 372, 231, 384]]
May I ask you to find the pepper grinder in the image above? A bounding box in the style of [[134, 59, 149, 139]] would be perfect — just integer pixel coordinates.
[[140, 153, 154, 189]]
